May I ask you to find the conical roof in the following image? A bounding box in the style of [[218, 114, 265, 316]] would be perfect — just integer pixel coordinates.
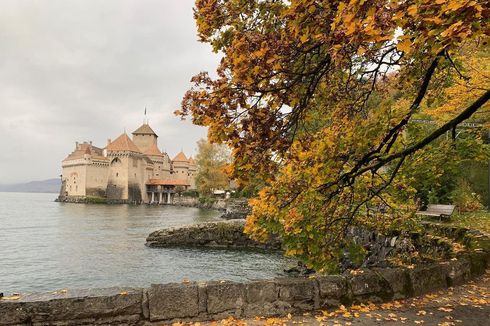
[[132, 123, 158, 137], [144, 143, 163, 157], [173, 151, 188, 162], [107, 133, 142, 153]]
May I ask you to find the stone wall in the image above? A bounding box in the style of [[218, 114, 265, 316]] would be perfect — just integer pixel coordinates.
[[1, 251, 488, 326], [2, 224, 489, 325], [171, 196, 227, 210]]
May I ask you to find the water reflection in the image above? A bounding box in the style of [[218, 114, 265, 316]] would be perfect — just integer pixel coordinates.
[[0, 192, 291, 294]]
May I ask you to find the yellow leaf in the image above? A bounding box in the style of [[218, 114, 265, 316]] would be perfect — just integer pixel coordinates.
[[300, 33, 309, 43], [1, 295, 21, 301], [446, 1, 465, 11], [345, 22, 357, 35], [408, 5, 417, 16], [397, 39, 412, 53]]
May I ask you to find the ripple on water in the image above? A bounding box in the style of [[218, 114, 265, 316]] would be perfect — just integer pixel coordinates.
[[0, 192, 292, 293]]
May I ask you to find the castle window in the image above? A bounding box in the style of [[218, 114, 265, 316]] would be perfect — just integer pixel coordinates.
[[111, 158, 121, 165], [116, 173, 119, 177]]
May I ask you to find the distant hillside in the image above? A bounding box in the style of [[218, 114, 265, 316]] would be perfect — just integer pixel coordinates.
[[0, 178, 61, 193]]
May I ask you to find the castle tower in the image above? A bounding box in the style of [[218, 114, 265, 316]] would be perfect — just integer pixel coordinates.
[[132, 123, 158, 153], [106, 133, 147, 203], [60, 141, 109, 199], [143, 143, 170, 179], [188, 156, 197, 189], [171, 151, 189, 181]]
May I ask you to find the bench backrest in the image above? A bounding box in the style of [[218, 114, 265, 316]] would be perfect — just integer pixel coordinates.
[[426, 204, 456, 216]]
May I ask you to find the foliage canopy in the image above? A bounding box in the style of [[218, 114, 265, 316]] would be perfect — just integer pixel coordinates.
[[179, 0, 490, 270]]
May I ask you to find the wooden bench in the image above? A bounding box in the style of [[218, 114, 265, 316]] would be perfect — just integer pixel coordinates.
[[416, 204, 456, 221]]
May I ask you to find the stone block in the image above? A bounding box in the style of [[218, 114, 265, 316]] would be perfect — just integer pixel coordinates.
[[441, 257, 471, 286], [141, 289, 150, 320], [197, 282, 207, 314], [148, 283, 199, 321], [348, 269, 393, 303], [245, 280, 278, 304], [409, 264, 447, 296], [242, 280, 279, 317], [243, 302, 284, 318], [469, 251, 489, 277], [374, 268, 411, 299], [206, 281, 245, 315], [0, 287, 142, 325], [275, 277, 317, 310], [316, 275, 348, 307]]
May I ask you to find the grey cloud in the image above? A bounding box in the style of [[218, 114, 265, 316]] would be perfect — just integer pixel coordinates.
[[0, 0, 219, 183]]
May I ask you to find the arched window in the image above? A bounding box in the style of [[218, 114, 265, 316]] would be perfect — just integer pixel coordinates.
[[111, 157, 122, 166]]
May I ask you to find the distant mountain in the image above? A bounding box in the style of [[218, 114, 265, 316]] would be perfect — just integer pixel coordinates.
[[0, 178, 61, 193]]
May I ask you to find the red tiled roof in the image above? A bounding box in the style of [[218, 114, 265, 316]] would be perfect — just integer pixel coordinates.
[[173, 151, 188, 162], [63, 143, 108, 161], [144, 143, 163, 157], [107, 133, 142, 153]]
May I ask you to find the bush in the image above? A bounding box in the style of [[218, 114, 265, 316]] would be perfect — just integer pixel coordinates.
[[451, 179, 484, 213], [181, 190, 199, 198], [198, 196, 216, 205]]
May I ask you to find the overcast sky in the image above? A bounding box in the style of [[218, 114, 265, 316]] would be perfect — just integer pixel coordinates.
[[0, 0, 219, 184]]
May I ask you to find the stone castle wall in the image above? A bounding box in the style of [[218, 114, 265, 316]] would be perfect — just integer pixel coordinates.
[[61, 164, 87, 197], [85, 164, 109, 198]]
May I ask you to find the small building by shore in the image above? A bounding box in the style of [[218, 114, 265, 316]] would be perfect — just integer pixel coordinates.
[[58, 122, 196, 204]]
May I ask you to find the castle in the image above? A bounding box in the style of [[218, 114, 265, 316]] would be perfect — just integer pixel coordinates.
[[59, 122, 196, 204]]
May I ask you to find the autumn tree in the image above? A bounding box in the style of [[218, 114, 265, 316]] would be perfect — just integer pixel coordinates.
[[195, 139, 231, 196], [397, 43, 490, 210], [179, 0, 490, 270]]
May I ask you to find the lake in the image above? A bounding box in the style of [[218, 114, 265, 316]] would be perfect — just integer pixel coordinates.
[[0, 192, 291, 294]]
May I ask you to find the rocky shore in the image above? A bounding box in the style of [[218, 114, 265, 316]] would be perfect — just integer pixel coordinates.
[[146, 220, 281, 250]]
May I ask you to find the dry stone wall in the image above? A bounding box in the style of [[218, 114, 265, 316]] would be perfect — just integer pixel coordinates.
[[1, 224, 489, 326]]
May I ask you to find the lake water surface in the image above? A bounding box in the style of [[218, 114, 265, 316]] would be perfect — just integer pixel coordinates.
[[0, 192, 291, 294]]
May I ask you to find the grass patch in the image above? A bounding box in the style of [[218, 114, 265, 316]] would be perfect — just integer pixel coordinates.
[[449, 210, 490, 235]]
